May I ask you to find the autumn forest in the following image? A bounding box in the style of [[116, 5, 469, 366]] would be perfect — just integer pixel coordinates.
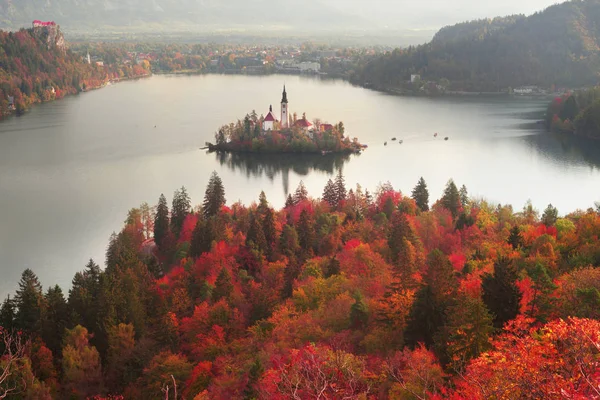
[[1, 171, 599, 399]]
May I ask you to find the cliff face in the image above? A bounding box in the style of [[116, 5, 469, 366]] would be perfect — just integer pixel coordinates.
[[32, 23, 66, 52]]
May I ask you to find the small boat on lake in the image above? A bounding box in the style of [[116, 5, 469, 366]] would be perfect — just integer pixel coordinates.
[[399, 140, 403, 144], [384, 142, 387, 146], [434, 133, 438, 137], [444, 137, 449, 141], [391, 137, 397, 141]]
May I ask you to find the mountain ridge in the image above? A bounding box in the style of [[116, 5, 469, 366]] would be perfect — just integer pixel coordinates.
[[353, 0, 600, 91]]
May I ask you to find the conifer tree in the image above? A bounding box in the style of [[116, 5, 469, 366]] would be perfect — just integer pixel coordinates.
[[441, 179, 461, 218], [365, 189, 373, 207], [439, 294, 494, 371], [213, 268, 234, 302], [42, 285, 69, 356], [190, 218, 215, 258], [285, 194, 294, 208], [388, 213, 421, 277], [508, 225, 524, 250], [203, 171, 226, 219], [293, 181, 308, 205], [482, 257, 522, 329], [350, 292, 369, 329], [411, 177, 430, 212], [262, 207, 277, 260], [322, 179, 337, 207], [526, 263, 558, 322], [154, 193, 170, 249], [68, 259, 102, 334], [541, 203, 558, 227], [246, 212, 267, 254], [297, 209, 316, 255], [405, 250, 457, 348], [258, 191, 269, 215], [0, 295, 15, 331], [280, 224, 300, 258], [171, 186, 191, 237], [14, 269, 45, 334], [335, 170, 347, 206], [459, 185, 469, 208], [324, 256, 341, 278]]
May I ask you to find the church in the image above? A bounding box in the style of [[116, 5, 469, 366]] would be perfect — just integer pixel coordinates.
[[262, 86, 312, 133]]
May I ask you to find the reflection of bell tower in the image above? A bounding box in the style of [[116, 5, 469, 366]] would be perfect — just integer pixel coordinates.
[[281, 85, 289, 129]]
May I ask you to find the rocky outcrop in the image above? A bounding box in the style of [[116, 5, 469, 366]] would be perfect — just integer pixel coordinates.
[[32, 23, 66, 52]]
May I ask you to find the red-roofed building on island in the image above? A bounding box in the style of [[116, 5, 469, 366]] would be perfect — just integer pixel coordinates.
[[262, 105, 278, 131]]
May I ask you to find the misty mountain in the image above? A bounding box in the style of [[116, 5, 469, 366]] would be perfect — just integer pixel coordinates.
[[354, 0, 600, 91], [0, 0, 367, 31], [0, 0, 564, 36]]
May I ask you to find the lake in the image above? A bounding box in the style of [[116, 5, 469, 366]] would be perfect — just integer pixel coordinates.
[[1, 74, 599, 297]]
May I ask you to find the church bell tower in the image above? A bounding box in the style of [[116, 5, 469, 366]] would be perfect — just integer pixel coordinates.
[[281, 85, 289, 128]]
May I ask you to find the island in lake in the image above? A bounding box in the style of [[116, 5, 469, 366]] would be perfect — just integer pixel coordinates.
[[207, 86, 365, 154]]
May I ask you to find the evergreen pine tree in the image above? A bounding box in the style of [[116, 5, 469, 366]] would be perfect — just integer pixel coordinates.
[[154, 193, 170, 249], [297, 209, 316, 255], [68, 259, 102, 335], [334, 169, 347, 206], [541, 203, 558, 227], [508, 225, 524, 250], [482, 257, 522, 329], [203, 171, 226, 219], [526, 263, 558, 322], [441, 179, 461, 218], [388, 213, 421, 277], [411, 177, 430, 212], [324, 256, 341, 278], [171, 186, 191, 237], [350, 292, 369, 329], [293, 181, 308, 205], [42, 285, 69, 356], [262, 208, 277, 260], [285, 194, 294, 208], [459, 185, 469, 208], [213, 268, 234, 302], [439, 294, 494, 371], [257, 191, 269, 215], [365, 189, 373, 207], [0, 295, 15, 331], [14, 269, 45, 334], [405, 250, 457, 348], [190, 218, 215, 258], [246, 212, 267, 254], [280, 224, 300, 258], [322, 179, 337, 207]]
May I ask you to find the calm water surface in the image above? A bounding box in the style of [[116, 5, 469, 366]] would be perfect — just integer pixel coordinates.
[[1, 74, 599, 296]]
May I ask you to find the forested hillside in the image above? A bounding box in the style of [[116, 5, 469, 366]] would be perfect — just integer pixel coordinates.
[[0, 25, 150, 118], [547, 86, 600, 139], [353, 0, 600, 92], [1, 172, 599, 398]]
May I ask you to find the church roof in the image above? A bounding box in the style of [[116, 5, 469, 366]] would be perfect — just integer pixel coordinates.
[[281, 85, 288, 104], [294, 118, 312, 128], [264, 112, 277, 122]]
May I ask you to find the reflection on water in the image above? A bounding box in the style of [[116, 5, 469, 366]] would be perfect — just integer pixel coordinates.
[[213, 150, 354, 195], [520, 132, 600, 170]]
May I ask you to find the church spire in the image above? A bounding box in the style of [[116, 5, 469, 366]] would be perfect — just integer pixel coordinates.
[[281, 85, 288, 104]]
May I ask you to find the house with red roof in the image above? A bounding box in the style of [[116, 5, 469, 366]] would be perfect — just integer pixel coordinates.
[[262, 105, 277, 131], [320, 123, 334, 132]]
